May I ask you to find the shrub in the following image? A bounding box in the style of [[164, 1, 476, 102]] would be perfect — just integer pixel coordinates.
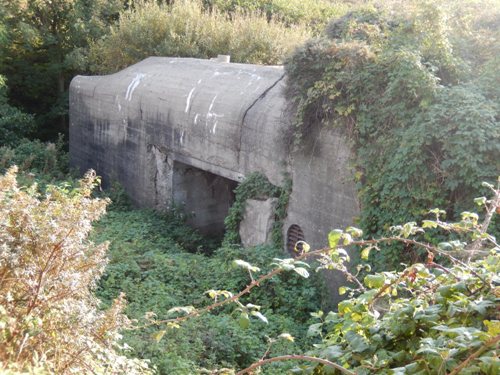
[[89, 0, 311, 73], [0, 167, 151, 374]]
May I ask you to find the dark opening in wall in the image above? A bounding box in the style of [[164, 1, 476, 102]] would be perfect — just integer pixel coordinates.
[[172, 161, 238, 238], [286, 224, 305, 257]]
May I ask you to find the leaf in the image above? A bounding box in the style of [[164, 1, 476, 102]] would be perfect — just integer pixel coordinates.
[[251, 311, 268, 324], [346, 226, 363, 238], [361, 247, 371, 260], [328, 229, 343, 248], [233, 259, 260, 273], [153, 330, 166, 343], [336, 248, 350, 262], [483, 320, 500, 336], [345, 331, 370, 353], [296, 240, 310, 253], [339, 286, 347, 295], [474, 197, 487, 206], [364, 274, 385, 288], [422, 220, 438, 229], [307, 323, 323, 337], [167, 306, 195, 315], [239, 313, 250, 329], [278, 333, 295, 342], [294, 267, 310, 278], [342, 233, 353, 245]]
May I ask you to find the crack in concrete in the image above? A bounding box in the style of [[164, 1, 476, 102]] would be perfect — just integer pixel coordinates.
[[238, 73, 285, 162]]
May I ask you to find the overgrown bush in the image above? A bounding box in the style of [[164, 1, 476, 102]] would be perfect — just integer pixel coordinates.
[[89, 0, 311, 73], [285, 0, 500, 270], [0, 168, 151, 374]]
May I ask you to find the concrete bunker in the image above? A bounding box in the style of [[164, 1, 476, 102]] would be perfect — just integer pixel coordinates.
[[69, 56, 360, 302]]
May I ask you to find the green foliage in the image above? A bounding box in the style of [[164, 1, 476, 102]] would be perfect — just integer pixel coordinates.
[[93, 207, 323, 374], [88, 0, 311, 73], [285, 0, 500, 270], [223, 172, 291, 247], [0, 76, 36, 146], [0, 168, 151, 374], [0, 137, 69, 185], [205, 0, 347, 31], [0, 0, 122, 139], [298, 186, 500, 374]]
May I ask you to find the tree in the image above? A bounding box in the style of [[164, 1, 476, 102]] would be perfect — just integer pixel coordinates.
[[0, 0, 122, 139]]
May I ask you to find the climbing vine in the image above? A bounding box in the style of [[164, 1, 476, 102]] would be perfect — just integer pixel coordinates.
[[223, 172, 291, 248], [285, 0, 500, 270]]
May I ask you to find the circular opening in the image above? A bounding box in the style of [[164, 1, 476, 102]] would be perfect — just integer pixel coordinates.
[[286, 224, 305, 257]]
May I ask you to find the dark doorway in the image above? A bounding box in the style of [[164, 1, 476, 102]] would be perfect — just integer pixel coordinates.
[[172, 161, 238, 237]]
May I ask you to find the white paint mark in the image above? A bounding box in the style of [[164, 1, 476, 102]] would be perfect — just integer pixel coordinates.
[[118, 103, 122, 112], [212, 71, 231, 78], [197, 79, 202, 84], [205, 95, 225, 130], [194, 114, 199, 124], [125, 73, 145, 101], [185, 87, 195, 113], [208, 95, 218, 112], [180, 130, 185, 144]]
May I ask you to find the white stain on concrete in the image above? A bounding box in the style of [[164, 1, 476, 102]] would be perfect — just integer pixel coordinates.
[[185, 87, 195, 113], [180, 130, 185, 144], [194, 113, 199, 124], [125, 73, 145, 101], [206, 95, 224, 132], [208, 95, 217, 113]]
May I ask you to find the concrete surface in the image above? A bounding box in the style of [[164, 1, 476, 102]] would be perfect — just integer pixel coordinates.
[[239, 198, 278, 247]]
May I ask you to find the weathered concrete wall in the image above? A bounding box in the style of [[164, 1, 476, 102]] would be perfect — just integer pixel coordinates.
[[239, 198, 278, 247], [70, 56, 360, 303], [286, 125, 359, 304]]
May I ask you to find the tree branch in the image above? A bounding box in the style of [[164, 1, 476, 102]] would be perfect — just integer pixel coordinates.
[[448, 334, 500, 375], [235, 354, 356, 375]]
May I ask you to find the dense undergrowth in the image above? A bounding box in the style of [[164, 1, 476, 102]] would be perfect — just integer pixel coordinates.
[[91, 204, 323, 374]]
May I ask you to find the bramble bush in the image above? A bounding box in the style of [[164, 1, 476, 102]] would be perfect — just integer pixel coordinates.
[[0, 168, 151, 374], [295, 180, 500, 374]]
